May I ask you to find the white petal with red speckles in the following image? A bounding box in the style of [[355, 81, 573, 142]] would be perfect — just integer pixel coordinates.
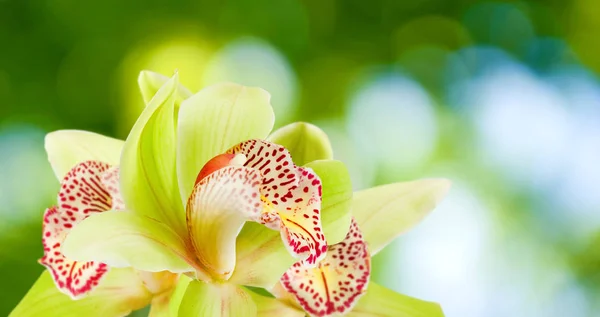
[[278, 167, 327, 266], [227, 140, 299, 210], [225, 140, 327, 265], [40, 160, 122, 298], [40, 207, 109, 299], [186, 165, 263, 280], [280, 218, 371, 317], [57, 161, 113, 220], [100, 166, 125, 211]]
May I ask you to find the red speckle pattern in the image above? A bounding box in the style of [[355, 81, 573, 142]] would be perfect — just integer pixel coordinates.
[[100, 166, 125, 211], [227, 140, 299, 210], [57, 161, 113, 218], [40, 207, 109, 299], [278, 167, 326, 266], [186, 165, 263, 236], [186, 166, 263, 277], [39, 161, 119, 299], [280, 218, 371, 317], [226, 140, 326, 265]]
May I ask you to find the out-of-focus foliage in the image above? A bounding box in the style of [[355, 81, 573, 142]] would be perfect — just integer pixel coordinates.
[[1, 0, 600, 316]]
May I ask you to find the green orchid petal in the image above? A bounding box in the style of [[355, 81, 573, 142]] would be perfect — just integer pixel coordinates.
[[138, 70, 193, 106], [176, 83, 275, 203], [168, 275, 192, 317], [349, 282, 444, 317], [249, 292, 305, 317], [136, 271, 183, 317], [353, 178, 451, 255], [305, 159, 353, 244], [178, 281, 257, 317], [62, 211, 195, 273], [148, 293, 172, 317], [267, 122, 333, 166], [45, 130, 123, 180], [10, 269, 152, 317], [228, 222, 295, 289], [121, 74, 187, 235]]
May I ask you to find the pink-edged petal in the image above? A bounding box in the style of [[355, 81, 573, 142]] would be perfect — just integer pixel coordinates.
[[40, 206, 109, 299], [186, 165, 263, 280], [57, 161, 113, 219], [100, 166, 125, 211], [40, 161, 118, 298], [280, 218, 371, 317], [227, 139, 299, 208], [227, 140, 326, 264], [278, 167, 327, 266]]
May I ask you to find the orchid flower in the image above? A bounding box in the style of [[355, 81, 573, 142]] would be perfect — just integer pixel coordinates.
[[11, 128, 184, 316], [250, 178, 451, 317], [15, 72, 342, 317], [10, 70, 451, 317]]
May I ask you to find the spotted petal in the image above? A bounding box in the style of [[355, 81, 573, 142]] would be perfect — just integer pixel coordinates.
[[40, 207, 109, 299], [278, 167, 327, 266], [40, 161, 117, 298], [100, 166, 125, 211], [226, 140, 326, 265], [56, 160, 113, 219], [280, 218, 371, 317], [227, 139, 299, 211], [186, 165, 262, 280]]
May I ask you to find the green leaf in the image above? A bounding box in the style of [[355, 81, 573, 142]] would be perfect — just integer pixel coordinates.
[[10, 269, 152, 317], [62, 211, 194, 273], [228, 222, 295, 289], [305, 160, 353, 244], [267, 122, 333, 166], [352, 179, 451, 255], [45, 130, 124, 180], [249, 292, 305, 317], [176, 83, 274, 203], [178, 281, 257, 317], [349, 282, 444, 317], [138, 70, 193, 106], [121, 74, 187, 235]]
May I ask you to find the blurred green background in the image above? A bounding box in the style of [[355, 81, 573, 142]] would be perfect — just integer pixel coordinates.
[[2, 0, 600, 316]]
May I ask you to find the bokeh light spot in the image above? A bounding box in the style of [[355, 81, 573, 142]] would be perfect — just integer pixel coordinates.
[[117, 36, 214, 136], [203, 37, 298, 125], [347, 72, 438, 179]]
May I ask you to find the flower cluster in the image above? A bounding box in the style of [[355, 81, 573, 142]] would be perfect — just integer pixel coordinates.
[[11, 71, 451, 317]]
